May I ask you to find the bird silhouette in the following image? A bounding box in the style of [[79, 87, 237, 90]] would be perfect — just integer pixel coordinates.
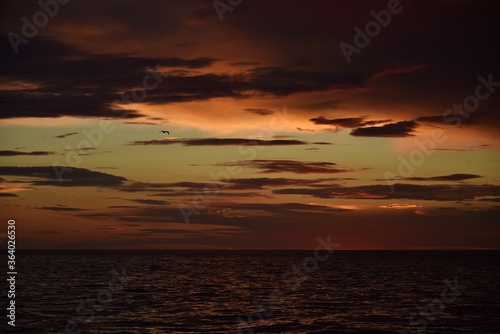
[[159, 130, 169, 134]]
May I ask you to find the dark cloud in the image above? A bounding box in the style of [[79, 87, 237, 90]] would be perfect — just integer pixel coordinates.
[[310, 116, 392, 129], [118, 182, 174, 193], [350, 121, 418, 138], [0, 36, 373, 120], [297, 127, 315, 132], [0, 37, 218, 119], [206, 202, 352, 214], [218, 160, 350, 174], [0, 193, 17, 197], [129, 199, 169, 205], [52, 132, 79, 139], [0, 166, 126, 187], [130, 138, 309, 146], [362, 119, 393, 126], [273, 183, 500, 201], [243, 108, 275, 116], [0, 150, 55, 156], [235, 66, 367, 97], [38, 206, 85, 212], [123, 121, 161, 126], [117, 177, 356, 194], [381, 173, 482, 182], [1, 0, 499, 136], [370, 64, 431, 81], [415, 108, 500, 128], [131, 67, 368, 105], [146, 191, 268, 198], [479, 197, 500, 202], [311, 116, 366, 128], [416, 115, 450, 125], [78, 201, 352, 226], [435, 148, 474, 152], [226, 177, 355, 190], [415, 114, 475, 127], [79, 206, 180, 224]]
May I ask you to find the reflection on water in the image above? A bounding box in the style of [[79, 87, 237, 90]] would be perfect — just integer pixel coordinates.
[[7, 250, 500, 333]]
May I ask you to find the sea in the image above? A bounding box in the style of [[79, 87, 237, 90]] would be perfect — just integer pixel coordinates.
[[2, 250, 499, 333]]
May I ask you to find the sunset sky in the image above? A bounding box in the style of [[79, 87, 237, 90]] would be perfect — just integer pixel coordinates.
[[1, 0, 499, 249]]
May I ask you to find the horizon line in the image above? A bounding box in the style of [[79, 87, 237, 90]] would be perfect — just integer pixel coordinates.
[[15, 248, 500, 251]]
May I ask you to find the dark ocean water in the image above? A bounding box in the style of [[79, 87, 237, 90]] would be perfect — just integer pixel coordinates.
[[2, 250, 499, 333]]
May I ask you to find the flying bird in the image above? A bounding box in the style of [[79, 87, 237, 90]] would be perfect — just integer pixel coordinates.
[[159, 130, 169, 134]]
